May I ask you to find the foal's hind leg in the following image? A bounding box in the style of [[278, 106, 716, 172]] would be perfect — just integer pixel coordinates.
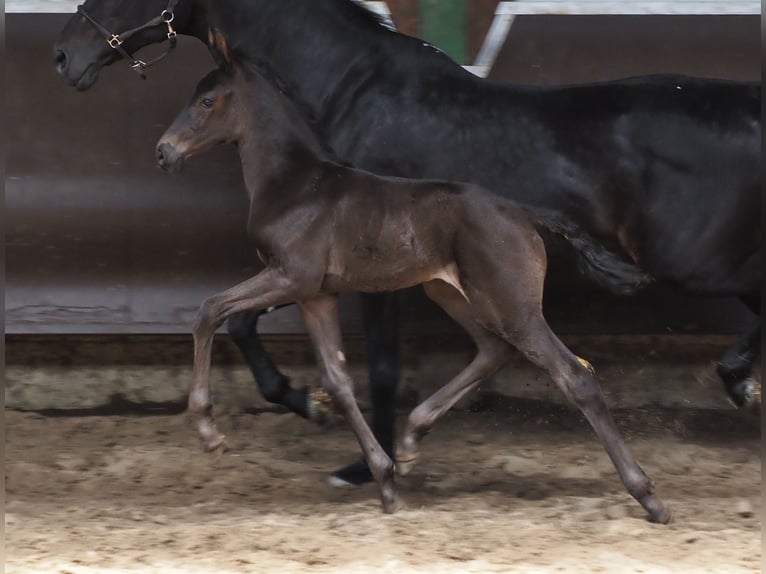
[[227, 308, 332, 422], [508, 315, 671, 524], [397, 280, 513, 476], [299, 295, 398, 513]]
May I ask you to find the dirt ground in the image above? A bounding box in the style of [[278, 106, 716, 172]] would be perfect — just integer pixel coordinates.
[[6, 400, 761, 574]]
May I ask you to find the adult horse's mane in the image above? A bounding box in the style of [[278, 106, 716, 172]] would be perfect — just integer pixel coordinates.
[[343, 0, 397, 32]]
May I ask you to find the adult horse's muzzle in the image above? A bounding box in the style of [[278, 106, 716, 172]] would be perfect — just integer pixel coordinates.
[[156, 142, 185, 173]]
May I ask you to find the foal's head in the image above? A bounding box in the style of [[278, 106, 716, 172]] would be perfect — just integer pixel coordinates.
[[156, 64, 243, 174]]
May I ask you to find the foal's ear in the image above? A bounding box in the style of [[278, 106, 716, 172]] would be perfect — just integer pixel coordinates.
[[207, 27, 232, 65]]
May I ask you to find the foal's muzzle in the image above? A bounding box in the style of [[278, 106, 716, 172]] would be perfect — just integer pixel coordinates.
[[156, 142, 184, 173]]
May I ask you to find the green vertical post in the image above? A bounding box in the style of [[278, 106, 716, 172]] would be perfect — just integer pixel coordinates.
[[417, 0, 468, 65]]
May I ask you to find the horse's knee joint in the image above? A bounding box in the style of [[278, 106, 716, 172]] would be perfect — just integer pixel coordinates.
[[194, 297, 219, 335], [226, 312, 259, 341]]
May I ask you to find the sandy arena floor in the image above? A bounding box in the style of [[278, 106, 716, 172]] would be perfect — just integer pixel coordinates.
[[5, 400, 761, 573]]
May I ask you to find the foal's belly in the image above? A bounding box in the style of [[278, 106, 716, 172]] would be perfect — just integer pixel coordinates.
[[321, 247, 459, 295]]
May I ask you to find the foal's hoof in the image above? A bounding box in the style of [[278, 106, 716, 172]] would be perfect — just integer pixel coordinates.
[[649, 507, 673, 525], [380, 485, 400, 514], [307, 386, 336, 426], [202, 434, 227, 455], [642, 495, 673, 525], [726, 378, 758, 408]]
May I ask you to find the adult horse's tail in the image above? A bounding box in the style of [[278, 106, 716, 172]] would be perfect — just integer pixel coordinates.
[[526, 206, 653, 296]]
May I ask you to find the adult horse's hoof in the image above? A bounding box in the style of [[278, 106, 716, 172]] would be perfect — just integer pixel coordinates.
[[327, 459, 374, 488], [726, 377, 758, 408], [307, 386, 336, 425]]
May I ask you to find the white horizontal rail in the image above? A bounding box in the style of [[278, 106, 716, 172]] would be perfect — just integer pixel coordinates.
[[7, 0, 397, 14], [7, 0, 759, 15], [497, 1, 760, 16], [474, 1, 759, 76]]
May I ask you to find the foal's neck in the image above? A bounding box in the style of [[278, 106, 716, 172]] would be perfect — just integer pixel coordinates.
[[236, 70, 328, 205]]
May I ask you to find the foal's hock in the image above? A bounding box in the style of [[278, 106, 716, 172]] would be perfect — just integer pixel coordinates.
[[156, 54, 669, 523]]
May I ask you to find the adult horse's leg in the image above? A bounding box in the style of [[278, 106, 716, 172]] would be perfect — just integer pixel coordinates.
[[330, 291, 401, 487], [397, 280, 513, 475], [227, 308, 331, 421], [717, 296, 761, 407], [299, 295, 398, 512], [189, 269, 299, 452]]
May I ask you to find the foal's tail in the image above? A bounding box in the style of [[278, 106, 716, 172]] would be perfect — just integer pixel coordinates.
[[526, 206, 653, 296]]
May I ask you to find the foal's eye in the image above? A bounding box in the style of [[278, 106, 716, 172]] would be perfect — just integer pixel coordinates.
[[201, 97, 214, 109]]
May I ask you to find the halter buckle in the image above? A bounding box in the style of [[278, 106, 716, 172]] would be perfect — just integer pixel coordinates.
[[107, 34, 123, 49]]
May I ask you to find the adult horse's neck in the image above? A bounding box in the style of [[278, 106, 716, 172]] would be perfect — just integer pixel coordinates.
[[200, 0, 400, 121], [182, 0, 212, 44], [233, 66, 328, 211]]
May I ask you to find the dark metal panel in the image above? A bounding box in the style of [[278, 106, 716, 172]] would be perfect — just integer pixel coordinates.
[[488, 15, 760, 83], [5, 13, 757, 334]]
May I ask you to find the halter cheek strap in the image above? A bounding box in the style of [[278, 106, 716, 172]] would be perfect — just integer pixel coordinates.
[[76, 0, 180, 79]]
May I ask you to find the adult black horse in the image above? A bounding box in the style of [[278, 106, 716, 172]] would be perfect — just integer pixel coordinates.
[[54, 0, 761, 487]]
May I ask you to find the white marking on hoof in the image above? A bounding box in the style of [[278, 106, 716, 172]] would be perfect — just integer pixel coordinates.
[[327, 475, 359, 489]]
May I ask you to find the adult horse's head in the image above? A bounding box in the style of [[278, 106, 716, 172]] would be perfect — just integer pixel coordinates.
[[53, 0, 195, 90]]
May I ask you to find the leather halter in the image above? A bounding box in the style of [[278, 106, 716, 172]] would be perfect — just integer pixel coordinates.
[[76, 0, 180, 79]]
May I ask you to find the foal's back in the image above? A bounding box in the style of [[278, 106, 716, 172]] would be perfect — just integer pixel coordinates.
[[314, 164, 544, 297]]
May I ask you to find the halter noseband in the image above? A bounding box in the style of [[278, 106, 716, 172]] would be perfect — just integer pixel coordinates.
[[76, 0, 180, 79]]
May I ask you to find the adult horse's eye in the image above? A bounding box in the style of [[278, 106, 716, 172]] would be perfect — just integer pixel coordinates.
[[201, 97, 214, 109]]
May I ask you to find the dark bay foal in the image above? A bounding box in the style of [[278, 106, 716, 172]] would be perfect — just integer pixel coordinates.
[[155, 50, 669, 522]]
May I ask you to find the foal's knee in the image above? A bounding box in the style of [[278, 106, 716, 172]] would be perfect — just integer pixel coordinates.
[[193, 296, 223, 338]]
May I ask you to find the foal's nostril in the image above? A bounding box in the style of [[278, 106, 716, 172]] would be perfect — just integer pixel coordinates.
[[156, 146, 167, 167], [54, 50, 68, 74]]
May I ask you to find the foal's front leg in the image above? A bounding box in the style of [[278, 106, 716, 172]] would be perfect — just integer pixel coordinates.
[[299, 295, 398, 513], [190, 268, 300, 452]]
